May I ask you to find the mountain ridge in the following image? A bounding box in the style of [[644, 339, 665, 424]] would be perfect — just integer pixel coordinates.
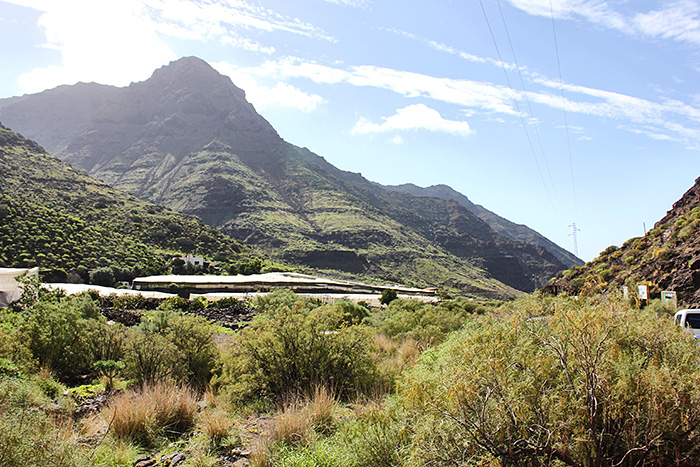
[[0, 56, 567, 297], [381, 182, 582, 268]]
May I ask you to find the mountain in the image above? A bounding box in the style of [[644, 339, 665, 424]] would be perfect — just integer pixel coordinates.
[[0, 123, 254, 281], [382, 183, 582, 268], [550, 177, 700, 306], [0, 56, 567, 298]]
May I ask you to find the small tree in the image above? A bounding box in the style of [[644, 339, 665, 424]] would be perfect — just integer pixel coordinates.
[[89, 267, 115, 287], [379, 289, 397, 305], [93, 359, 125, 390]]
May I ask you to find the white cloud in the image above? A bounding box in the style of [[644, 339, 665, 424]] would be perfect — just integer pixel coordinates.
[[633, 2, 700, 46], [507, 0, 630, 32], [391, 135, 404, 144], [257, 57, 518, 115], [7, 0, 332, 94], [351, 104, 473, 137], [18, 0, 176, 93], [213, 61, 325, 112], [248, 55, 700, 146], [320, 0, 370, 7]]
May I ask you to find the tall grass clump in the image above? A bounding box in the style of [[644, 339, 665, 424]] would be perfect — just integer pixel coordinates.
[[101, 380, 199, 447]]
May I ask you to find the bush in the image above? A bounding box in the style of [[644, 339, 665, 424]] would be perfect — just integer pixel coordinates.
[[20, 295, 106, 381], [367, 298, 483, 347], [123, 330, 185, 384], [136, 310, 219, 387], [0, 375, 82, 467], [398, 295, 700, 466], [216, 294, 378, 402], [379, 289, 397, 305], [89, 267, 115, 287]]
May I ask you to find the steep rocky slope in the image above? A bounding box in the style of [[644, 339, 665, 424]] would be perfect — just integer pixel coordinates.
[[550, 177, 700, 306], [0, 57, 566, 297]]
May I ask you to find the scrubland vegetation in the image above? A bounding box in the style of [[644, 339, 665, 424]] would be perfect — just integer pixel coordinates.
[[1, 279, 699, 466]]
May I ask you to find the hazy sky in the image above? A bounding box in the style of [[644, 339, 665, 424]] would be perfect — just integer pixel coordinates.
[[2, 0, 700, 261]]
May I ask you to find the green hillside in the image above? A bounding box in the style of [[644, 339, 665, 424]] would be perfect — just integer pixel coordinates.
[[0, 124, 256, 281]]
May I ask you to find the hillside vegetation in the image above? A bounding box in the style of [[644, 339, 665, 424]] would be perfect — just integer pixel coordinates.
[[551, 177, 700, 306], [0, 124, 266, 281]]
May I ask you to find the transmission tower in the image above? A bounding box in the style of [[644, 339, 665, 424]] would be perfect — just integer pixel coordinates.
[[569, 223, 580, 257]]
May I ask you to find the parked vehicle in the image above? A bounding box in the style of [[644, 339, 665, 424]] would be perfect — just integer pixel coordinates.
[[674, 309, 700, 339]]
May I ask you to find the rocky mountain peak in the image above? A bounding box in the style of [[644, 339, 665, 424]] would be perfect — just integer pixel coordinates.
[[143, 56, 247, 104]]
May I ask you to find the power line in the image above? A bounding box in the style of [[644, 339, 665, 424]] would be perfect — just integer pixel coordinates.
[[477, 0, 563, 227], [495, 0, 564, 225], [550, 0, 580, 232]]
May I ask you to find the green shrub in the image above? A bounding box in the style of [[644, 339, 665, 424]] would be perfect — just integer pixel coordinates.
[[89, 267, 115, 287], [367, 298, 483, 347], [379, 289, 397, 305], [398, 295, 700, 467], [136, 310, 218, 387], [0, 376, 82, 467], [123, 330, 185, 384], [20, 295, 105, 381], [216, 295, 378, 402]]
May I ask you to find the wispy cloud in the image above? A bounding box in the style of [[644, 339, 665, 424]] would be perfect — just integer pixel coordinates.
[[351, 104, 473, 137], [507, 0, 700, 47], [213, 61, 325, 112], [633, 1, 700, 46], [232, 55, 700, 146], [320, 0, 370, 8]]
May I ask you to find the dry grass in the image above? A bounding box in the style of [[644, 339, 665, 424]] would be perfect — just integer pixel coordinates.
[[198, 408, 234, 446], [304, 386, 339, 435], [262, 386, 342, 450], [373, 334, 420, 388], [270, 402, 313, 447], [101, 380, 199, 446]]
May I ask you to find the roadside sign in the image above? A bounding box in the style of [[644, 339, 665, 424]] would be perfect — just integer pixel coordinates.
[[638, 285, 648, 300], [661, 290, 678, 309]]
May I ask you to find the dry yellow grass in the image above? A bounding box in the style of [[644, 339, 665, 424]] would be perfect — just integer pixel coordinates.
[[198, 408, 234, 446], [101, 380, 199, 446]]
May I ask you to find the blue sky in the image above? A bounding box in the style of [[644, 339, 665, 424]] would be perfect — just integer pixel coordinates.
[[2, 0, 700, 261]]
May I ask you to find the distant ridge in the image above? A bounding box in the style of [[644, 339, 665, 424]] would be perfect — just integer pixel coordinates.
[[382, 183, 582, 268], [0, 56, 568, 297]]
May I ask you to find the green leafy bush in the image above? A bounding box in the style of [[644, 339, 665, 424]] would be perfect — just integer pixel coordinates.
[[367, 298, 484, 347], [125, 310, 218, 387], [0, 375, 82, 467]]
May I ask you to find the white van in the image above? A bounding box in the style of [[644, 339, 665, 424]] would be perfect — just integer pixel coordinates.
[[674, 309, 700, 339]]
